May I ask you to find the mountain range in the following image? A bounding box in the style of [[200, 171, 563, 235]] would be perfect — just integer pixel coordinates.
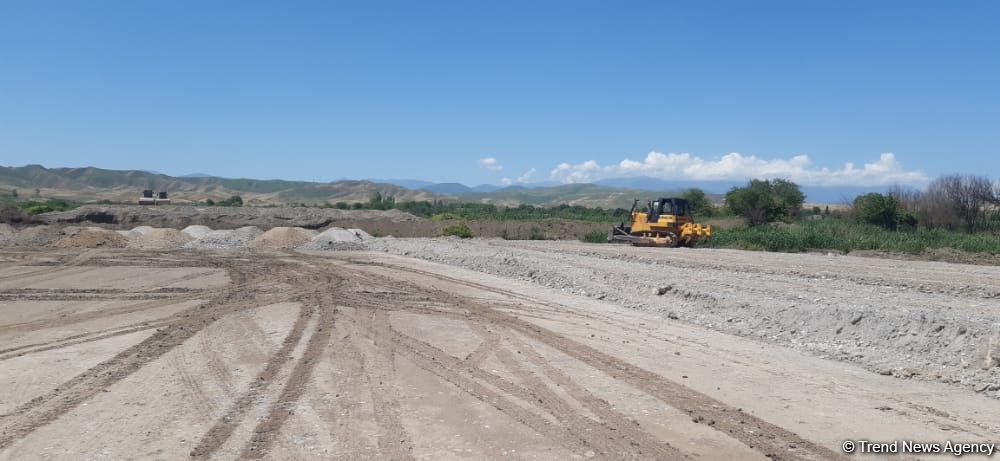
[[1, 164, 882, 208]]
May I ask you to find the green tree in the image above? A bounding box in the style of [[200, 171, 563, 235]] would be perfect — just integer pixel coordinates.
[[369, 191, 384, 209], [853, 193, 903, 230], [770, 179, 805, 218], [725, 180, 778, 226], [681, 188, 714, 217]]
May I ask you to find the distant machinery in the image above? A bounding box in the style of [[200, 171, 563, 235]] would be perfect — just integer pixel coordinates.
[[139, 190, 171, 205]]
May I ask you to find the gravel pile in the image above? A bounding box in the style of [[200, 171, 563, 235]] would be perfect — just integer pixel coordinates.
[[126, 228, 194, 250], [299, 227, 368, 251], [54, 227, 128, 249], [181, 225, 213, 239], [116, 225, 154, 239], [348, 228, 374, 241], [183, 226, 263, 250], [11, 225, 63, 247], [250, 227, 317, 250]]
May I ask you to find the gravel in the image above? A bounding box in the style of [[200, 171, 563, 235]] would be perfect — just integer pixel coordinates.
[[298, 227, 368, 251], [250, 227, 318, 250], [0, 224, 14, 246], [11, 225, 63, 247], [181, 225, 213, 239], [126, 228, 194, 250], [368, 237, 1000, 395], [183, 226, 263, 250]]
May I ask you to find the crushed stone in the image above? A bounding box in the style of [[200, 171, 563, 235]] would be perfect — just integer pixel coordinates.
[[183, 226, 263, 250], [126, 228, 194, 250], [299, 227, 368, 251], [181, 225, 213, 239], [250, 227, 318, 250]]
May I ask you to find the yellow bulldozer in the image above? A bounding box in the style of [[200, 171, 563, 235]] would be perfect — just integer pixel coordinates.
[[608, 197, 712, 247]]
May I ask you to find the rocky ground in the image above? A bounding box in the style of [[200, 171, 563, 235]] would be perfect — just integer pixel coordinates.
[[367, 238, 1000, 397], [2, 247, 999, 460]]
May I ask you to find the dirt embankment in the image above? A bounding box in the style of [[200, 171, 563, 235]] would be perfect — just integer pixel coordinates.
[[37, 205, 436, 236], [34, 205, 612, 240]]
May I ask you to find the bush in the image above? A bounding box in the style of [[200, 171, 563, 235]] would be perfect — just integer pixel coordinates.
[[18, 198, 78, 215], [216, 195, 243, 207], [581, 229, 608, 243], [441, 222, 474, 238], [681, 188, 716, 217], [705, 218, 1000, 254], [853, 193, 903, 230], [725, 179, 805, 226]]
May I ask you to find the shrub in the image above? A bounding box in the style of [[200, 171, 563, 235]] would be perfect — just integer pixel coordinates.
[[725, 179, 805, 226], [681, 188, 716, 217], [581, 229, 608, 243], [853, 193, 903, 230], [441, 222, 474, 238], [18, 198, 77, 215], [216, 195, 243, 207]]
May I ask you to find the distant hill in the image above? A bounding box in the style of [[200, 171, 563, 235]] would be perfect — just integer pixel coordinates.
[[419, 182, 474, 195], [457, 183, 691, 209], [2, 164, 861, 208], [0, 165, 435, 205]]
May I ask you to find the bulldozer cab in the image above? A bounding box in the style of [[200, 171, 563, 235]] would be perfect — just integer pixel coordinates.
[[646, 198, 692, 222]]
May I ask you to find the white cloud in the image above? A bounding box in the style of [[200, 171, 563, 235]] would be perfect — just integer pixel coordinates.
[[516, 168, 536, 183], [499, 177, 512, 185], [549, 152, 928, 187], [478, 157, 503, 171]]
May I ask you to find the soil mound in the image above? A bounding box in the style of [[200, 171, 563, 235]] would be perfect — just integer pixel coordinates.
[[12, 225, 63, 247], [250, 227, 317, 250], [299, 227, 367, 251], [127, 228, 194, 250], [54, 227, 128, 249], [183, 226, 263, 250], [181, 225, 213, 239], [348, 228, 374, 241]]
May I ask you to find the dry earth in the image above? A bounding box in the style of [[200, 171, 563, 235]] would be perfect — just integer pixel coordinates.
[[0, 246, 998, 460]]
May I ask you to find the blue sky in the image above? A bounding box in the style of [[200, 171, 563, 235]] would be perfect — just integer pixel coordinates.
[[1, 1, 997, 186]]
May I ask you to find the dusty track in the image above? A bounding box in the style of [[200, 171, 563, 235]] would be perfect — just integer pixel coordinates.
[[1, 247, 998, 459]]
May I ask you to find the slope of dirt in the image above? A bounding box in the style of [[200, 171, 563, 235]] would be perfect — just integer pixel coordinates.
[[37, 205, 429, 233], [53, 228, 127, 249]]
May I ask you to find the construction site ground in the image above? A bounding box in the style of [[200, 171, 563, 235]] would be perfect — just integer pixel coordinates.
[[1, 244, 999, 460]]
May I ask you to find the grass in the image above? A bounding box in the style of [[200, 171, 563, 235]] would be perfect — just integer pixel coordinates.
[[580, 229, 608, 243], [705, 219, 1000, 254], [18, 198, 79, 215], [441, 221, 474, 238]]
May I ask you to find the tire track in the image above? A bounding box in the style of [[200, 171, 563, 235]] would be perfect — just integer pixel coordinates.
[[240, 291, 338, 458], [345, 261, 843, 461], [0, 321, 167, 361], [189, 290, 319, 459], [0, 259, 272, 449], [349, 308, 415, 461]]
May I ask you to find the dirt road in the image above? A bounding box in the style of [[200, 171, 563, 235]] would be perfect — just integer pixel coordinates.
[[1, 247, 998, 460]]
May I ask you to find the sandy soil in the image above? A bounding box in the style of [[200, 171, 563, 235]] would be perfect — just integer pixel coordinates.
[[0, 247, 998, 460]]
